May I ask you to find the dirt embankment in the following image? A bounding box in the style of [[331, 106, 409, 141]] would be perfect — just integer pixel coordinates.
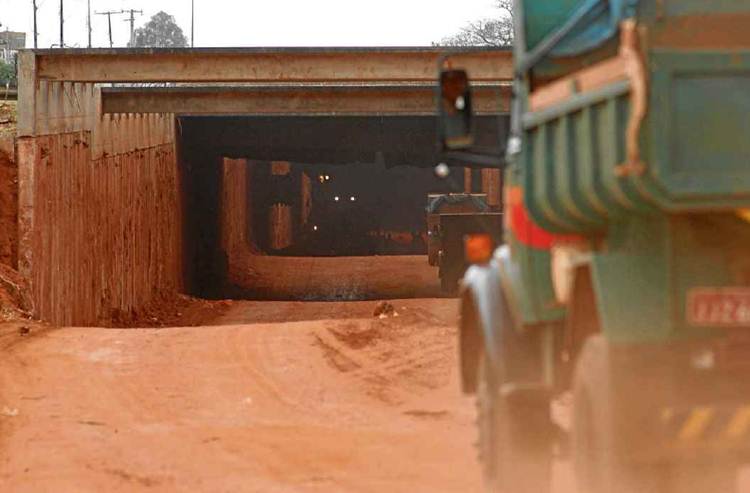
[[108, 294, 234, 329], [0, 101, 15, 137], [0, 118, 28, 323], [0, 135, 17, 269], [0, 264, 31, 322]]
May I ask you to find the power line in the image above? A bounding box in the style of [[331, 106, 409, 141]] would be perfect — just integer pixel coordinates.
[[121, 9, 143, 47], [86, 0, 91, 48], [58, 0, 63, 48], [96, 10, 125, 48], [32, 0, 38, 49]]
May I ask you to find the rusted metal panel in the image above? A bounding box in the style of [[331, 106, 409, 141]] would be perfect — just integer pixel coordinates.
[[100, 84, 511, 116], [32, 48, 513, 83], [22, 131, 182, 325]]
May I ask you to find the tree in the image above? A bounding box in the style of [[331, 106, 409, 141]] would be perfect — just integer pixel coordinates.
[[436, 0, 514, 47], [0, 60, 15, 87], [131, 11, 188, 48]]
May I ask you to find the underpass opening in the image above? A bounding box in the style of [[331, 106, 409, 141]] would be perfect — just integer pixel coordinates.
[[252, 160, 456, 257], [178, 115, 508, 302], [13, 48, 512, 326]]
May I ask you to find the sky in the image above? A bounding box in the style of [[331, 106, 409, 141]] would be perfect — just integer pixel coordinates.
[[0, 0, 501, 49]]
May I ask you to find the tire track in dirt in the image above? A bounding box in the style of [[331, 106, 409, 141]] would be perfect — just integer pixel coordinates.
[[309, 305, 457, 407], [0, 298, 481, 493]]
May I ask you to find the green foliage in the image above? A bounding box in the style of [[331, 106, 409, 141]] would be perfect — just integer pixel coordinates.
[[0, 60, 15, 86], [131, 11, 188, 48]]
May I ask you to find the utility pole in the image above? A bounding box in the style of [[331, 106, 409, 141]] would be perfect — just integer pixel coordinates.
[[96, 10, 124, 48], [59, 0, 64, 48], [191, 0, 195, 47], [122, 9, 143, 47], [87, 0, 92, 48], [32, 0, 38, 49]]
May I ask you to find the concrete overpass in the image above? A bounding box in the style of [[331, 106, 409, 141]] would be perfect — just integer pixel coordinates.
[[29, 47, 512, 83], [15, 48, 513, 325], [100, 84, 511, 116]]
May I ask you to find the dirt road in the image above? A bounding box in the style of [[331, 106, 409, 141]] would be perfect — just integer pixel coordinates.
[[0, 298, 482, 492], [228, 255, 443, 300]]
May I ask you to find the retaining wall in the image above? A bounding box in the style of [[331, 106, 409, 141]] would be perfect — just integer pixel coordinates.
[[16, 61, 182, 325]]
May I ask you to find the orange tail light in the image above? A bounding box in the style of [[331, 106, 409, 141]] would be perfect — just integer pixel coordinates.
[[465, 234, 493, 264]]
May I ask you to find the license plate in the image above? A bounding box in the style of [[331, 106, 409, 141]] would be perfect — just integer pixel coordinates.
[[687, 288, 750, 327]]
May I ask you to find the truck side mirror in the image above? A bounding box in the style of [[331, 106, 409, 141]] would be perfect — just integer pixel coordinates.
[[438, 69, 474, 150]]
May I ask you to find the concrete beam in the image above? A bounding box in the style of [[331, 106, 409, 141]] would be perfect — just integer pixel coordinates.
[[100, 84, 511, 116], [32, 48, 513, 83]]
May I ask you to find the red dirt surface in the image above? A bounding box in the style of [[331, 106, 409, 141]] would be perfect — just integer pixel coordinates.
[[0, 298, 482, 492], [0, 253, 745, 491], [109, 294, 233, 329], [229, 254, 443, 300]]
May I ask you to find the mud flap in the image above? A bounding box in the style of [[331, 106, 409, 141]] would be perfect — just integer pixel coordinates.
[[461, 254, 548, 392]]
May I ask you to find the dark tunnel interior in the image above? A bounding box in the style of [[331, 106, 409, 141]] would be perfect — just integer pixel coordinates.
[[177, 115, 508, 299]]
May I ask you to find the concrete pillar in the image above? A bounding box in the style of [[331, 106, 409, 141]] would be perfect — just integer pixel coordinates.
[[16, 51, 37, 137], [221, 158, 249, 260], [481, 168, 502, 207], [269, 204, 292, 251], [16, 138, 37, 281], [301, 171, 312, 226], [16, 51, 38, 290], [269, 161, 293, 250]]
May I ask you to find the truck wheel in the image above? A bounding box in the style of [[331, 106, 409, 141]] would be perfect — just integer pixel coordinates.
[[576, 402, 737, 493], [476, 348, 551, 493], [573, 336, 665, 493], [574, 336, 741, 493], [669, 464, 737, 493], [440, 275, 458, 295]]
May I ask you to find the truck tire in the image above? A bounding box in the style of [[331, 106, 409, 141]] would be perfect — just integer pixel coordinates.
[[574, 336, 741, 493], [669, 464, 737, 493], [573, 336, 665, 493], [476, 347, 551, 493], [440, 274, 458, 296]]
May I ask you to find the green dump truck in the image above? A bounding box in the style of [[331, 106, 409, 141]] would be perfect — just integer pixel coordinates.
[[439, 2, 750, 492], [426, 193, 503, 293]]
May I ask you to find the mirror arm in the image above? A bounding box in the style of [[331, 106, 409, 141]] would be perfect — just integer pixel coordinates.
[[441, 148, 506, 168]]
